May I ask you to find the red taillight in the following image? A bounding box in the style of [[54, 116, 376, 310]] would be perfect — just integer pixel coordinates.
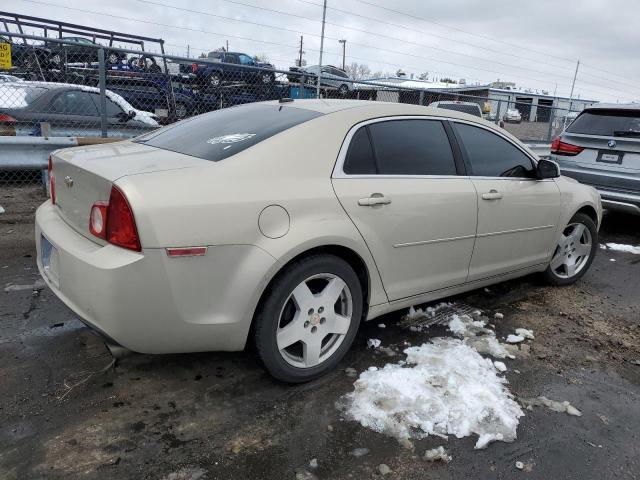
[[191, 63, 198, 73], [89, 186, 141, 252], [48, 155, 56, 204], [551, 136, 584, 156], [0, 113, 16, 122]]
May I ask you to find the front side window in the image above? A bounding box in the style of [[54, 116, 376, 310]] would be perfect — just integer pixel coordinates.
[[49, 90, 99, 116], [238, 54, 254, 65], [367, 120, 457, 175], [454, 123, 534, 178]]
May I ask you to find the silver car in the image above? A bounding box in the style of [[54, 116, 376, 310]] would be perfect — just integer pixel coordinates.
[[301, 65, 352, 95], [551, 104, 640, 215]]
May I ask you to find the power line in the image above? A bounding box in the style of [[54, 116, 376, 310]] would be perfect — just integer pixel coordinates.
[[348, 0, 640, 93], [129, 0, 640, 97]]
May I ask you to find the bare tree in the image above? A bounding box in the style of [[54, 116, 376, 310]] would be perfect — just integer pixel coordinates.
[[254, 53, 270, 63], [344, 62, 372, 80]]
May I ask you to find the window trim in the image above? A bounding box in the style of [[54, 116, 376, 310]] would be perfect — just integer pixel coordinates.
[[333, 115, 466, 179], [448, 119, 543, 181]]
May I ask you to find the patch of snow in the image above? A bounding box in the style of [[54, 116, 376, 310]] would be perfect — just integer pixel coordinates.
[[367, 338, 381, 349], [603, 243, 640, 255], [4, 279, 45, 292], [424, 446, 452, 463], [520, 396, 582, 417], [515, 461, 524, 470], [506, 334, 525, 344], [0, 205, 4, 214], [378, 323, 386, 329], [610, 258, 616, 262], [494, 361, 507, 372], [494, 312, 504, 319], [340, 338, 524, 449], [515, 328, 534, 340], [447, 314, 511, 358]]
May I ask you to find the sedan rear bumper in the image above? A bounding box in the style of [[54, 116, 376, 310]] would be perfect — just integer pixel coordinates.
[[35, 201, 277, 354]]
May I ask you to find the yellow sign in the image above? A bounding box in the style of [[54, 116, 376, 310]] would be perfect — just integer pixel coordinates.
[[0, 42, 12, 69]]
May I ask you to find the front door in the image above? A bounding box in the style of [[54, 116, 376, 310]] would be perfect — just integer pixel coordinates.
[[452, 121, 561, 281], [332, 118, 478, 301]]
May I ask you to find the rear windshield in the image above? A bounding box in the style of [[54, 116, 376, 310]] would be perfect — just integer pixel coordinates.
[[135, 104, 323, 161], [567, 109, 640, 137], [435, 103, 481, 117], [0, 85, 47, 109]]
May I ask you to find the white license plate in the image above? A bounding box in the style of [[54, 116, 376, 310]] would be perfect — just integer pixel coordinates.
[[41, 234, 60, 287], [601, 153, 620, 162]]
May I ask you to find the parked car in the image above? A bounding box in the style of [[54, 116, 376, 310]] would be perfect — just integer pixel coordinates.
[[0, 73, 23, 82], [37, 100, 601, 382], [103, 76, 200, 123], [428, 100, 482, 117], [0, 81, 158, 137], [289, 65, 352, 96], [46, 37, 126, 66], [0, 34, 53, 71], [503, 108, 522, 123], [182, 51, 275, 89], [551, 104, 640, 215]]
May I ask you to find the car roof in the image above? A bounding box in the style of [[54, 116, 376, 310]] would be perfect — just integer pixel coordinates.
[[583, 103, 640, 111]]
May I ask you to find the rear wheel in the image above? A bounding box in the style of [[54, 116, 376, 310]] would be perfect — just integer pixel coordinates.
[[338, 84, 349, 96], [544, 212, 597, 286], [208, 72, 222, 88], [254, 255, 363, 383]]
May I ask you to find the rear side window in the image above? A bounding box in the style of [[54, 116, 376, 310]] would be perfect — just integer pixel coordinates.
[[0, 85, 47, 109], [135, 104, 322, 161], [343, 128, 376, 174], [454, 123, 534, 178], [567, 109, 640, 137], [367, 120, 457, 175]]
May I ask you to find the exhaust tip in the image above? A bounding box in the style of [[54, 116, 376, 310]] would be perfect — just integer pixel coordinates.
[[105, 341, 133, 360]]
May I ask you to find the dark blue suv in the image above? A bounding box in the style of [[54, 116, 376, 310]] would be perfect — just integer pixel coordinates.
[[182, 51, 275, 90]]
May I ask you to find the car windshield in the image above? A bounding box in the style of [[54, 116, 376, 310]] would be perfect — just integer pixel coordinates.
[[436, 104, 481, 117], [135, 104, 323, 162], [567, 109, 640, 136], [0, 85, 48, 109]]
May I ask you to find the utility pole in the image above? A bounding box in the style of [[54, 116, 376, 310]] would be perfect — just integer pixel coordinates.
[[226, 40, 229, 52], [563, 60, 580, 130], [317, 0, 327, 99], [187, 44, 190, 58], [339, 39, 346, 70], [298, 35, 304, 67]]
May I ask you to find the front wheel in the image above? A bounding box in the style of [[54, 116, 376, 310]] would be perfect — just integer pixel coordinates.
[[544, 212, 597, 286], [254, 255, 363, 383]]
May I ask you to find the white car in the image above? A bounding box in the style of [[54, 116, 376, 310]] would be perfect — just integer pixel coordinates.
[[36, 100, 601, 382], [504, 108, 522, 123], [0, 74, 23, 83]]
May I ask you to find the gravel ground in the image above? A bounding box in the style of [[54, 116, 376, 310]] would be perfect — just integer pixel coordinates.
[[1, 186, 639, 480]]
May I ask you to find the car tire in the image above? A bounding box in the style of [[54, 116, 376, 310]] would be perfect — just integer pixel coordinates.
[[174, 102, 188, 119], [208, 72, 222, 88], [254, 254, 363, 383], [543, 212, 598, 286], [261, 72, 275, 84], [107, 52, 120, 65], [338, 84, 349, 96]]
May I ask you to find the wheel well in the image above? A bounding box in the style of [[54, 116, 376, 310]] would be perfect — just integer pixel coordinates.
[[576, 205, 598, 224], [251, 245, 371, 329]]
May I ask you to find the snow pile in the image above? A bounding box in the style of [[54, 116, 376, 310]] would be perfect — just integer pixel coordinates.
[[602, 243, 640, 255], [340, 338, 524, 449], [447, 313, 512, 358]]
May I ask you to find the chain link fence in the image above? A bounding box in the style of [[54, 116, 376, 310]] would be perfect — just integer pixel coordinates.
[[1, 33, 581, 197]]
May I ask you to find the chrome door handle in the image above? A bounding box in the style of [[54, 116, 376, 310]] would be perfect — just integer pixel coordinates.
[[481, 190, 503, 200], [358, 194, 391, 206]]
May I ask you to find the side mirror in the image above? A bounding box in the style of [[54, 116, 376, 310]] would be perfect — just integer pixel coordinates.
[[537, 158, 560, 179]]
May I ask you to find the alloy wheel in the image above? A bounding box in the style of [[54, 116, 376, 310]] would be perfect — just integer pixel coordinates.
[[549, 222, 592, 279], [277, 273, 353, 368]]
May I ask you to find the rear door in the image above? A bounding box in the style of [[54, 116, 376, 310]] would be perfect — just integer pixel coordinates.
[[556, 109, 640, 195], [44, 89, 103, 137], [452, 121, 561, 280], [332, 117, 477, 301]]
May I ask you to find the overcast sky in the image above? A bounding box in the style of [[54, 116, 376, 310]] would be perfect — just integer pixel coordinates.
[[7, 0, 640, 102]]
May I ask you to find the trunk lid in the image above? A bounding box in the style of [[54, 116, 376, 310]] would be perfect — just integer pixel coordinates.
[[52, 140, 204, 240]]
